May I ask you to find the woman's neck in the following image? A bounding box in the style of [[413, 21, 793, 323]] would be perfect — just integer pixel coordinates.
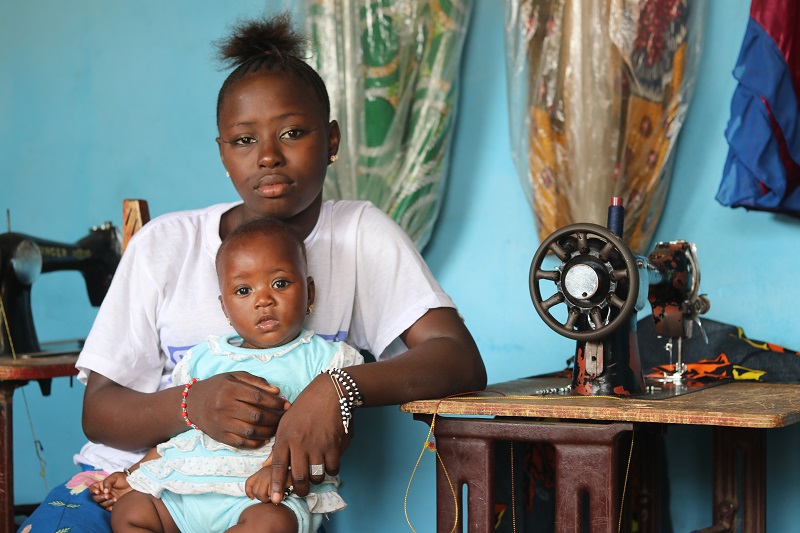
[[219, 196, 323, 241]]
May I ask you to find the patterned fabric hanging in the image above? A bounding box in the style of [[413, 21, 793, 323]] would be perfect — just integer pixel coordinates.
[[716, 0, 800, 216], [504, 0, 707, 254], [306, 0, 474, 250]]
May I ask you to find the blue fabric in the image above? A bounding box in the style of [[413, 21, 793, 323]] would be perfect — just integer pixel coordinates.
[[17, 467, 111, 533], [717, 18, 800, 215], [16, 467, 328, 532]]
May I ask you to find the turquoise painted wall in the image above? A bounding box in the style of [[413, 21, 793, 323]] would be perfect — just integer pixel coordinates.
[[2, 1, 799, 531]]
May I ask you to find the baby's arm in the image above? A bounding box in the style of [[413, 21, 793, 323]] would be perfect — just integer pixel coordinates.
[[89, 447, 162, 511]]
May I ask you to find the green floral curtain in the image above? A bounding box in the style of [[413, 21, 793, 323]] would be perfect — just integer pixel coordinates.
[[306, 0, 473, 250]]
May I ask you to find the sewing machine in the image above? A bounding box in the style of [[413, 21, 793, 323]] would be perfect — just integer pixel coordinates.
[[0, 222, 122, 359], [528, 198, 710, 396]]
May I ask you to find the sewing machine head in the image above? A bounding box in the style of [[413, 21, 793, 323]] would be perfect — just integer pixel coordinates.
[[528, 199, 709, 396], [0, 222, 122, 357]]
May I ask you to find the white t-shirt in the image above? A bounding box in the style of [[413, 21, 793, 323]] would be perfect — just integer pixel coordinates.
[[74, 199, 454, 471]]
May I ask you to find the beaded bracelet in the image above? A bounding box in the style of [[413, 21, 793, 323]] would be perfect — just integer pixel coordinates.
[[324, 368, 363, 407], [327, 373, 352, 434], [180, 377, 200, 430], [323, 368, 363, 434]]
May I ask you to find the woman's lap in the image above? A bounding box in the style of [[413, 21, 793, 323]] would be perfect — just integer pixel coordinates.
[[17, 469, 111, 533], [16, 469, 329, 533]]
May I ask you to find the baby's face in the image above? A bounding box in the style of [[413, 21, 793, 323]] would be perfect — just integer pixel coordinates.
[[217, 233, 310, 349]]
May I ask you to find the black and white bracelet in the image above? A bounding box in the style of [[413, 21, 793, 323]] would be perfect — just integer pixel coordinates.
[[324, 368, 363, 406], [323, 368, 363, 433]]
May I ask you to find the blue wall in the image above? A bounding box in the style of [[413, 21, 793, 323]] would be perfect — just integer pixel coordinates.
[[3, 1, 799, 531]]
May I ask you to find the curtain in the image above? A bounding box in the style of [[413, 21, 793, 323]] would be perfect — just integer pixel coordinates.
[[307, 0, 474, 250], [504, 0, 707, 254]]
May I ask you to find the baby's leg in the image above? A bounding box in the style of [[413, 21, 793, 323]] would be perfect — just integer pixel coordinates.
[[226, 502, 298, 533], [110, 490, 180, 533]]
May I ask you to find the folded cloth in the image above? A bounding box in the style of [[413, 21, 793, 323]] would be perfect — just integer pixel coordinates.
[[637, 316, 800, 383]]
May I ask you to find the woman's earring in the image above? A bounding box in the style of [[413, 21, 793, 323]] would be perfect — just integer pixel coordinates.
[[329, 154, 339, 163], [306, 303, 314, 315], [226, 171, 230, 177]]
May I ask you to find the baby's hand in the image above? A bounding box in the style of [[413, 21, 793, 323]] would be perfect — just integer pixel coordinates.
[[90, 471, 132, 511], [246, 467, 291, 504]]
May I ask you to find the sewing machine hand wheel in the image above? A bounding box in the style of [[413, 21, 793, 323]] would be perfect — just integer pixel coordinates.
[[529, 223, 639, 341]]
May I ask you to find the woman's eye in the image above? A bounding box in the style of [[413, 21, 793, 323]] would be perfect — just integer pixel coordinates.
[[235, 287, 251, 296], [232, 136, 257, 146], [280, 129, 304, 140], [272, 279, 290, 289]]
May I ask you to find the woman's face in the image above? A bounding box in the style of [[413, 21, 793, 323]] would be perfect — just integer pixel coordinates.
[[217, 71, 339, 237], [217, 232, 313, 349]]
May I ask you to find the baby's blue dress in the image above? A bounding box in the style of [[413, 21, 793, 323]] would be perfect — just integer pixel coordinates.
[[126, 330, 363, 532]]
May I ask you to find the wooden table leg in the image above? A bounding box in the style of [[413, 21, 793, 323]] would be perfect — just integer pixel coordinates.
[[712, 427, 766, 533], [432, 434, 494, 532], [0, 382, 18, 533], [415, 415, 633, 533], [554, 441, 620, 532]]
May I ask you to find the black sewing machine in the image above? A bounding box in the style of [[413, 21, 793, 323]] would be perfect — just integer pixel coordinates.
[[0, 222, 122, 359], [528, 198, 710, 397]]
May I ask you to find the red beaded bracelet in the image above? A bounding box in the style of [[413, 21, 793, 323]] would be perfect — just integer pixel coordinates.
[[180, 377, 199, 430]]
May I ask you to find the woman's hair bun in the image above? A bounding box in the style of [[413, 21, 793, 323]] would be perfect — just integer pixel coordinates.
[[213, 10, 331, 123], [216, 11, 308, 70]]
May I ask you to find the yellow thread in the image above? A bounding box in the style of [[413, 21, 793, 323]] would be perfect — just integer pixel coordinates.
[[494, 507, 506, 529], [0, 296, 18, 359], [438, 394, 624, 402], [617, 430, 635, 533], [404, 408, 458, 533]]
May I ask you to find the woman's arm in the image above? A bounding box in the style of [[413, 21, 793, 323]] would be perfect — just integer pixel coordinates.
[[267, 307, 485, 502], [351, 307, 486, 404], [82, 370, 290, 451]]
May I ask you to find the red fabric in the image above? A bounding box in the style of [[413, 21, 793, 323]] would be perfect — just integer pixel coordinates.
[[750, 0, 800, 104], [759, 94, 800, 197]]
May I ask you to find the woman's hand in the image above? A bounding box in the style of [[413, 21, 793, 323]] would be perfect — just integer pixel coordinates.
[[83, 370, 290, 451], [267, 374, 343, 504], [188, 371, 290, 449]]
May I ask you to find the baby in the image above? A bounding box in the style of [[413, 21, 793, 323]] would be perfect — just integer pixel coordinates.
[[90, 217, 363, 533]]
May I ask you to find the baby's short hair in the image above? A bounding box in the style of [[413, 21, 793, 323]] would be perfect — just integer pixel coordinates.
[[215, 218, 307, 274]]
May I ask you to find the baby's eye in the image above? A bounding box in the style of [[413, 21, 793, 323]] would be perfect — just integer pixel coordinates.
[[272, 279, 290, 289], [235, 287, 252, 296]]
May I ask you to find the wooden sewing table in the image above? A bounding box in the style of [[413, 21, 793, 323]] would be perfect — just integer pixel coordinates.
[[0, 354, 79, 532], [400, 377, 800, 533]]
